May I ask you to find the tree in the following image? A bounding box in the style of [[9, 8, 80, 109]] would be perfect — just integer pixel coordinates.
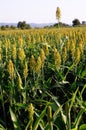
[[56, 7, 61, 26], [82, 21, 86, 25], [25, 24, 31, 29], [10, 25, 16, 30], [72, 19, 81, 26], [17, 21, 26, 29], [1, 26, 6, 30], [17, 21, 31, 29]]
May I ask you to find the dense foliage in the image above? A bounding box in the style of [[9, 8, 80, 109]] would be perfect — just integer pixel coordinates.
[[17, 21, 31, 29], [72, 19, 81, 26], [0, 28, 86, 130]]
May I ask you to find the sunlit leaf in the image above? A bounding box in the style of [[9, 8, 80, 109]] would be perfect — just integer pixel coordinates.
[[79, 124, 86, 130], [9, 107, 21, 130]]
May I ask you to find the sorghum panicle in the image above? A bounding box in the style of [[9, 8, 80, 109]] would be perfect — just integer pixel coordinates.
[[7, 60, 15, 79], [47, 106, 52, 123], [11, 44, 16, 61], [28, 103, 34, 119], [43, 44, 49, 56], [39, 48, 46, 66], [78, 41, 83, 54], [23, 62, 28, 79], [35, 56, 42, 73], [18, 48, 26, 62], [28, 103, 34, 130], [74, 47, 81, 65], [18, 36, 23, 48], [29, 55, 36, 71]]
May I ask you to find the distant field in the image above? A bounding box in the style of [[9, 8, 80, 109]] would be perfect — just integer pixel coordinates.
[[0, 27, 86, 130]]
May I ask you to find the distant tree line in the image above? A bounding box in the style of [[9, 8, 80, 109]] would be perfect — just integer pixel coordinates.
[[50, 19, 86, 28], [0, 25, 16, 30], [0, 21, 31, 30], [0, 19, 86, 30]]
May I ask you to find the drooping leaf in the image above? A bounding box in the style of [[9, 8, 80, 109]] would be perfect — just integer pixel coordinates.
[[9, 107, 21, 130], [0, 124, 7, 130]]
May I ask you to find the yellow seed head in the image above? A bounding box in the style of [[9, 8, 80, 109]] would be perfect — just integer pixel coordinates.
[[28, 103, 34, 130], [43, 44, 49, 56], [74, 48, 81, 65], [28, 35, 31, 43], [7, 60, 15, 79], [62, 47, 67, 63], [12, 44, 16, 60], [35, 56, 42, 73], [29, 55, 36, 71], [56, 7, 61, 23], [78, 41, 83, 54], [39, 49, 46, 66], [5, 39, 10, 49], [18, 37, 23, 48], [47, 106, 52, 123], [54, 48, 57, 59], [37, 35, 41, 43], [18, 48, 26, 62], [28, 103, 34, 119], [23, 62, 28, 79]]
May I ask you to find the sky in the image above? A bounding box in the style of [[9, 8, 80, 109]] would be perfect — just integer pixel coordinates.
[[0, 0, 86, 24]]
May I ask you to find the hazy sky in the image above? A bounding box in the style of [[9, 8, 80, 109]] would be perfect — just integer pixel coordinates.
[[0, 0, 86, 24]]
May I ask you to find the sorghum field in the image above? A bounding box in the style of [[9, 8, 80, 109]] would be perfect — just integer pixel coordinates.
[[0, 27, 86, 130]]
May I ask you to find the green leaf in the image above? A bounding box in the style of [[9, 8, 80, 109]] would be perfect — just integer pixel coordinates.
[[74, 109, 85, 128], [45, 91, 66, 124], [81, 69, 86, 78], [15, 103, 27, 109], [9, 107, 21, 130], [0, 124, 7, 130], [82, 101, 86, 108], [79, 124, 86, 130], [81, 84, 86, 96], [52, 99, 66, 124], [25, 119, 33, 130], [70, 87, 79, 111], [44, 124, 51, 130], [71, 128, 77, 130], [33, 107, 46, 130], [63, 64, 74, 81]]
